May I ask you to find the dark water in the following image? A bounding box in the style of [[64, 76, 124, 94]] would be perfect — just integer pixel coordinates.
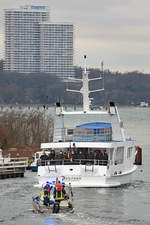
[[0, 107, 150, 225]]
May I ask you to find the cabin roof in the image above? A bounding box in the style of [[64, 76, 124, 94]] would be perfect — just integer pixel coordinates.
[[76, 122, 111, 128]]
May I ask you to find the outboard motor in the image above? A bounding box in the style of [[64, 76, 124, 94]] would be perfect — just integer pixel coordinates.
[[53, 202, 60, 213]]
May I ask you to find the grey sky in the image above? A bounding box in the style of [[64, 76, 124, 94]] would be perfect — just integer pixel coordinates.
[[1, 0, 150, 72]]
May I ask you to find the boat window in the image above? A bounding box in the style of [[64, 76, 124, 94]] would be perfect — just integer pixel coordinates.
[[108, 148, 114, 165], [115, 147, 124, 164], [67, 129, 73, 135], [127, 147, 132, 158], [109, 148, 114, 160], [36, 153, 39, 159], [100, 128, 104, 134]]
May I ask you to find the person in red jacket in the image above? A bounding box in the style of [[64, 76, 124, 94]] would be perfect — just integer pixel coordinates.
[[54, 180, 64, 201]]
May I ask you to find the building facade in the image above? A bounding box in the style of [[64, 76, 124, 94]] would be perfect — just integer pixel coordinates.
[[40, 23, 74, 79], [4, 5, 74, 79], [4, 5, 49, 72]]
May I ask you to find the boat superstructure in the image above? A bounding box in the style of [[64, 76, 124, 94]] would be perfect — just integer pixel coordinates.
[[37, 56, 137, 187]]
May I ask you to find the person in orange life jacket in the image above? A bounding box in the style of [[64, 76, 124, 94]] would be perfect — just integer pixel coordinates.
[[54, 180, 65, 201]]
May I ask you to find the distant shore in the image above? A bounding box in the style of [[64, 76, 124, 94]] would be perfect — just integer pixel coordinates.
[[0, 103, 149, 109]]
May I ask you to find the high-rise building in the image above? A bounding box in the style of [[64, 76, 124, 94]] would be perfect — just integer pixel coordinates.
[[4, 5, 49, 72], [40, 23, 74, 79], [4, 5, 74, 79]]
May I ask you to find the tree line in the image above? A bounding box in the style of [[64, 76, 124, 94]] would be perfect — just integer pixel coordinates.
[[0, 63, 150, 106], [0, 110, 53, 149]]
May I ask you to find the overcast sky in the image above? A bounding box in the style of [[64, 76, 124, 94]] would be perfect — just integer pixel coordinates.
[[1, 0, 150, 73]]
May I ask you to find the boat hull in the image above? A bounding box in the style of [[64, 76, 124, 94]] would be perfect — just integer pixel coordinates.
[[32, 198, 74, 214], [36, 165, 137, 188]]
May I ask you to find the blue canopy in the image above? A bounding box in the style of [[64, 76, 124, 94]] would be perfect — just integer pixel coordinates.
[[76, 122, 112, 128]]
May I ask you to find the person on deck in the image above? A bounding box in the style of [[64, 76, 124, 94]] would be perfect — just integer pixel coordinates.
[[40, 152, 49, 166]]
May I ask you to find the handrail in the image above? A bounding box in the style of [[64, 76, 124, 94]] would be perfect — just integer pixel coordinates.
[[37, 158, 108, 166]]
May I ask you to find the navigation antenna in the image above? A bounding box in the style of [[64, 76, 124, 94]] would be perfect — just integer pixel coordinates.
[[67, 55, 104, 113], [101, 61, 104, 91]]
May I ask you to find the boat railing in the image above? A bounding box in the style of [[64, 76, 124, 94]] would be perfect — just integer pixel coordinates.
[[37, 158, 108, 166]]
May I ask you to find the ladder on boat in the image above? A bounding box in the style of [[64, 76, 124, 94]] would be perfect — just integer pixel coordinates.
[[85, 164, 94, 172]]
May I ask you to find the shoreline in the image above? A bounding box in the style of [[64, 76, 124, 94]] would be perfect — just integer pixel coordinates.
[[0, 103, 149, 108]]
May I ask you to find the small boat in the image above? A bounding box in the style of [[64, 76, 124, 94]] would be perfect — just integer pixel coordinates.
[[140, 101, 149, 107], [32, 181, 74, 214]]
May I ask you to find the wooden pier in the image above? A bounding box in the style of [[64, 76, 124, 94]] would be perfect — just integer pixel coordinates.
[[0, 158, 28, 179]]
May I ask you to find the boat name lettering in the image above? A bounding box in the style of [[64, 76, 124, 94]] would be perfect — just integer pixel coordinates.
[[65, 176, 81, 181]]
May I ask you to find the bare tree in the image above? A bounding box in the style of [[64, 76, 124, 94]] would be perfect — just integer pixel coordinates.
[[0, 109, 53, 149]]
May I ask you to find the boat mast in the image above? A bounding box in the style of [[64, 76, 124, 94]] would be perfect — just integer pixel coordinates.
[[82, 55, 90, 112], [67, 55, 104, 113]]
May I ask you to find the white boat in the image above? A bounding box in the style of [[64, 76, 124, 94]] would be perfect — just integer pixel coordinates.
[[140, 101, 149, 107], [37, 56, 137, 188]]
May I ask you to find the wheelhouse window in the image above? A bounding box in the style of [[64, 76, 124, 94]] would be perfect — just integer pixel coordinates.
[[115, 147, 124, 164], [67, 129, 73, 135], [109, 148, 114, 165], [36, 153, 39, 159], [127, 147, 132, 158]]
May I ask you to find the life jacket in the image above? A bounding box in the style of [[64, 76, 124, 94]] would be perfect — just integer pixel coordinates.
[[56, 184, 62, 191], [43, 189, 50, 201], [54, 183, 64, 201], [43, 186, 50, 206], [43, 185, 51, 201]]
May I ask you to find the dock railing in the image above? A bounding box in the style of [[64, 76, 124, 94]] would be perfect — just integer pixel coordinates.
[[0, 157, 28, 168], [0, 157, 28, 178]]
